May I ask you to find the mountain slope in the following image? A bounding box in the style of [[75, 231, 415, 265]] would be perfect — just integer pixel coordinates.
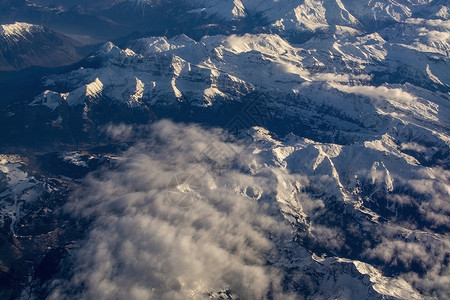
[[0, 22, 82, 71]]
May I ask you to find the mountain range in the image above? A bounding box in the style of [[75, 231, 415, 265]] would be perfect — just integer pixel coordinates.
[[0, 0, 449, 299]]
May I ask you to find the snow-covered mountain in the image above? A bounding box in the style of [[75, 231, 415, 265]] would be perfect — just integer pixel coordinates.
[[0, 22, 83, 70], [2, 0, 447, 42], [1, 0, 449, 299], [16, 17, 448, 150]]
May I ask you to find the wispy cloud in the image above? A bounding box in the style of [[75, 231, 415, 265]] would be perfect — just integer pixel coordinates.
[[364, 234, 450, 298]]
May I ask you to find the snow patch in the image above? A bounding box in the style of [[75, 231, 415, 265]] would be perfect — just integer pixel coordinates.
[[129, 77, 145, 105], [86, 78, 103, 98], [0, 155, 40, 236], [29, 90, 63, 111]]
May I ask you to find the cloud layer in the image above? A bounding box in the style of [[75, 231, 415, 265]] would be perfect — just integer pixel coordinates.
[[47, 120, 295, 300]]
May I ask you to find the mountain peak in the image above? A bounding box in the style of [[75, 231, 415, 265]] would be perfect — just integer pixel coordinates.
[[96, 41, 136, 61], [0, 22, 43, 38], [0, 22, 82, 70]]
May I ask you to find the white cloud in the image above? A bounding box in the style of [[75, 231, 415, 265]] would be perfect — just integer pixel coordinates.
[[364, 232, 450, 298], [103, 123, 134, 141], [311, 225, 345, 250], [404, 176, 450, 228], [312, 73, 371, 83], [400, 142, 426, 153], [425, 19, 450, 30], [331, 84, 417, 103], [329, 83, 440, 122], [47, 120, 296, 300]]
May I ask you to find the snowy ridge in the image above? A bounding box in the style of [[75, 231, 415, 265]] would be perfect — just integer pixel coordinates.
[[245, 125, 449, 298], [0, 22, 44, 41], [349, 260, 422, 300], [180, 0, 415, 32], [29, 18, 448, 110], [31, 34, 309, 108], [187, 0, 247, 21], [0, 21, 82, 70], [260, 130, 449, 223], [26, 28, 449, 160]]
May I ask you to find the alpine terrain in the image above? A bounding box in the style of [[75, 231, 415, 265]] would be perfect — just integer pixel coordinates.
[[0, 0, 449, 299]]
